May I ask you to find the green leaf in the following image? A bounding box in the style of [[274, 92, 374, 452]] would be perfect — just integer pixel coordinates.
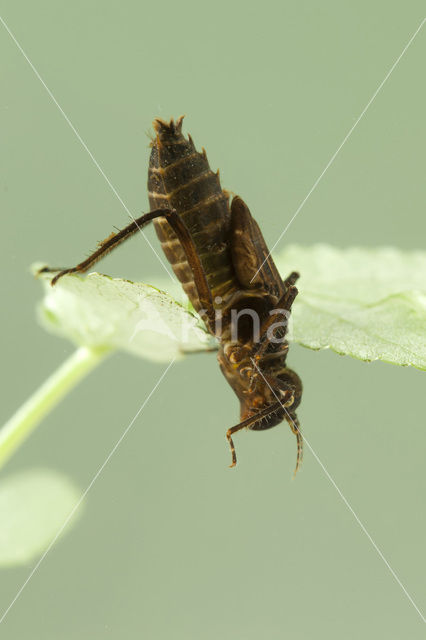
[[0, 469, 83, 566], [33, 265, 217, 362], [276, 245, 426, 370], [34, 244, 426, 371]]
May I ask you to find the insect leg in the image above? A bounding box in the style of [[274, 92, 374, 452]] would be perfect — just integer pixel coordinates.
[[283, 271, 299, 288], [40, 209, 215, 323], [39, 208, 172, 284], [226, 400, 283, 467], [285, 413, 303, 477], [253, 284, 298, 360], [164, 210, 215, 324], [226, 423, 244, 468]]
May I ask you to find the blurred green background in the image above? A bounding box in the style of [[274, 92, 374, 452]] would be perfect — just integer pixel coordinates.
[[1, 1, 425, 638]]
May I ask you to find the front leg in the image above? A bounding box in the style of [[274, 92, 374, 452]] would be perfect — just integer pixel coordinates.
[[226, 400, 283, 467]]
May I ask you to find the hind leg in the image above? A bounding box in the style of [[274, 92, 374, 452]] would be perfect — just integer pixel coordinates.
[[40, 208, 216, 324], [39, 209, 172, 284]]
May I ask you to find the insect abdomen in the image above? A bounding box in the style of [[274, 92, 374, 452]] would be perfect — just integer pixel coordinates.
[[148, 117, 238, 315]]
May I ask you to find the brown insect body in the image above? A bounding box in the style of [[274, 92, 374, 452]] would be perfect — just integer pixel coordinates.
[[148, 117, 238, 322], [148, 118, 303, 470], [42, 116, 303, 471]]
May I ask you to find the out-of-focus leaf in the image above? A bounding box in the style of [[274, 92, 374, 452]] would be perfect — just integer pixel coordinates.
[[0, 468, 83, 566], [276, 245, 426, 370]]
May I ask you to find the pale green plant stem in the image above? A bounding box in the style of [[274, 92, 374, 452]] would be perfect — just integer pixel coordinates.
[[0, 346, 111, 469]]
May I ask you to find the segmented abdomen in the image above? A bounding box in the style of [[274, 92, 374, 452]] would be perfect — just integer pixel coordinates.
[[148, 117, 238, 316]]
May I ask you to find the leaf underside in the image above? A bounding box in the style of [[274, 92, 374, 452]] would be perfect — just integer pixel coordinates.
[[33, 264, 217, 363], [276, 245, 426, 371], [33, 244, 426, 371]]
